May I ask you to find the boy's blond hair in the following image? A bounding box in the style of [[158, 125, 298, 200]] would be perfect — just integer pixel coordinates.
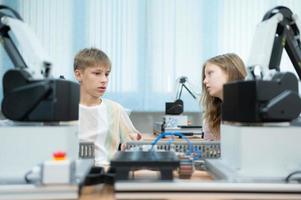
[[74, 48, 111, 71]]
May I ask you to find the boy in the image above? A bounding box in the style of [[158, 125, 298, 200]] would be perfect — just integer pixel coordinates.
[[74, 48, 142, 166]]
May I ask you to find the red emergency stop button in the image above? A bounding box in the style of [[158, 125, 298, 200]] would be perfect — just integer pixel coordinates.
[[53, 151, 66, 160]]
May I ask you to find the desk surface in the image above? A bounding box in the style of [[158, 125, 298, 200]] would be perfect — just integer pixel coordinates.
[[79, 169, 301, 200], [80, 170, 211, 200], [80, 134, 300, 200]]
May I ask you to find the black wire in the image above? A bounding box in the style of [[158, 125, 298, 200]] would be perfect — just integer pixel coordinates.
[[24, 170, 33, 183], [0, 5, 23, 20], [183, 83, 197, 99], [285, 170, 301, 183]]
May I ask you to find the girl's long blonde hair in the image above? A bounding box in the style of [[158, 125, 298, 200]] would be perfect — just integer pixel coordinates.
[[201, 53, 247, 136]]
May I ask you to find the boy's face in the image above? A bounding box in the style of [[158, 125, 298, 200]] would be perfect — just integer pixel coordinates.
[[75, 65, 111, 98]]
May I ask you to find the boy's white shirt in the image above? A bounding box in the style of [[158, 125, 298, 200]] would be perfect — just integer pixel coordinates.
[[78, 98, 140, 166], [79, 102, 109, 166]]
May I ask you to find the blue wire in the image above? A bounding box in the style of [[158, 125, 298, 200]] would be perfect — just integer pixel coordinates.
[[193, 145, 202, 160], [166, 136, 175, 146], [151, 132, 193, 156]]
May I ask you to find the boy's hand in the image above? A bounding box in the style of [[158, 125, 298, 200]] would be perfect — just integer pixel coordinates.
[[129, 133, 143, 141], [120, 143, 126, 151], [120, 133, 143, 151], [136, 133, 142, 140]]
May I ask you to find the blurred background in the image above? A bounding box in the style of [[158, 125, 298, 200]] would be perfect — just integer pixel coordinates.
[[1, 0, 300, 132]]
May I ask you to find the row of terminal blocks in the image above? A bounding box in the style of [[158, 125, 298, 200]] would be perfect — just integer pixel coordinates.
[[125, 140, 221, 159]]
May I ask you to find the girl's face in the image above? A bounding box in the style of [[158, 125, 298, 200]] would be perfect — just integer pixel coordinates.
[[203, 63, 228, 100]]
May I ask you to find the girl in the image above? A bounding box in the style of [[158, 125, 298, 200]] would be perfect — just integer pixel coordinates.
[[201, 53, 247, 140]]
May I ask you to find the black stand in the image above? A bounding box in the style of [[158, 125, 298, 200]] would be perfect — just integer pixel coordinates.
[[111, 151, 180, 181]]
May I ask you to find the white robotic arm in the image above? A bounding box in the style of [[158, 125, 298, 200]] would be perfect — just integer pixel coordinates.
[[222, 6, 301, 123], [0, 5, 79, 122], [247, 13, 283, 79], [0, 5, 52, 79], [1, 16, 52, 79], [247, 6, 301, 81]]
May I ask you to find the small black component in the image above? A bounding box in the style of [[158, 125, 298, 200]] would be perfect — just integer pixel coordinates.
[[111, 151, 180, 181], [165, 99, 183, 115]]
